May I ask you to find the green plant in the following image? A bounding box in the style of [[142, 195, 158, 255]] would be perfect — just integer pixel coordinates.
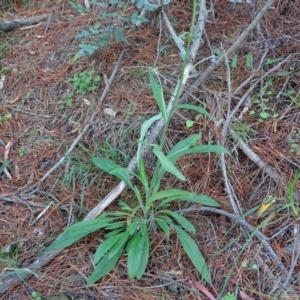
[[229, 122, 256, 144], [72, 0, 153, 57], [0, 243, 19, 269], [245, 51, 252, 68], [18, 146, 25, 157], [57, 71, 100, 118], [249, 78, 279, 121], [57, 93, 73, 119], [22, 92, 31, 103], [287, 130, 300, 155], [0, 36, 14, 59], [67, 71, 101, 95], [0, 112, 12, 122], [45, 0, 228, 284], [31, 291, 42, 300], [280, 88, 300, 108], [46, 73, 228, 284], [223, 292, 236, 300], [288, 170, 300, 217]]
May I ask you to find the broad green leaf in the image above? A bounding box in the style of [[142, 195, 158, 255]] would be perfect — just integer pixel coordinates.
[[260, 112, 269, 119], [141, 222, 147, 236], [103, 221, 126, 231], [172, 225, 211, 283], [135, 231, 149, 278], [158, 193, 220, 208], [87, 248, 123, 285], [45, 218, 114, 251], [149, 189, 193, 202], [176, 104, 216, 122], [94, 233, 125, 264], [137, 159, 149, 192], [148, 189, 219, 208], [156, 137, 228, 185], [159, 210, 195, 233], [127, 233, 141, 278], [231, 54, 238, 68], [150, 74, 167, 121], [127, 231, 149, 279], [156, 215, 172, 223], [127, 222, 139, 235], [181, 145, 229, 156], [153, 146, 186, 181], [131, 205, 141, 217], [155, 134, 201, 183], [137, 113, 161, 163], [133, 185, 142, 202], [118, 200, 133, 212], [105, 229, 124, 238], [108, 231, 130, 259], [156, 218, 170, 240], [186, 120, 194, 128], [92, 157, 133, 188]]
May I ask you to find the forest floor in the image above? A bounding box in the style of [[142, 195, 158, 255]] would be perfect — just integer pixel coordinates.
[[0, 0, 300, 299]]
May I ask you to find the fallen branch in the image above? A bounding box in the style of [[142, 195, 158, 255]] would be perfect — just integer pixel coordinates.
[[228, 127, 286, 186], [0, 14, 48, 32]]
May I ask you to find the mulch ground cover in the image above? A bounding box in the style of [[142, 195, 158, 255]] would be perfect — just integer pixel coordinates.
[[0, 0, 299, 299]]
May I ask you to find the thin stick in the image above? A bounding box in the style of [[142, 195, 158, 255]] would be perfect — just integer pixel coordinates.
[[220, 50, 243, 216], [272, 225, 300, 296], [228, 127, 285, 185], [182, 0, 278, 97]]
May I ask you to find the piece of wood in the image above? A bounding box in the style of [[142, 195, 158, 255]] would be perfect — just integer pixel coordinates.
[[0, 14, 48, 32]]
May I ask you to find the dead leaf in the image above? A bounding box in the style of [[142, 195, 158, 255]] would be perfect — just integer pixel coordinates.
[[4, 141, 12, 160], [8, 95, 20, 104], [104, 108, 116, 117], [240, 290, 255, 300], [0, 76, 5, 90], [192, 281, 216, 300]]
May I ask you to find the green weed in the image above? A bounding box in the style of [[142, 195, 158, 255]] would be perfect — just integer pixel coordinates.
[[71, 0, 154, 57], [46, 73, 228, 284], [67, 71, 101, 95], [229, 122, 256, 144], [223, 292, 236, 300], [45, 0, 229, 285], [249, 78, 279, 121]]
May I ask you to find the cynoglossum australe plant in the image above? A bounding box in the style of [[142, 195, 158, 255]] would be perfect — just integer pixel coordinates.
[[46, 0, 228, 284], [45, 71, 229, 284]]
